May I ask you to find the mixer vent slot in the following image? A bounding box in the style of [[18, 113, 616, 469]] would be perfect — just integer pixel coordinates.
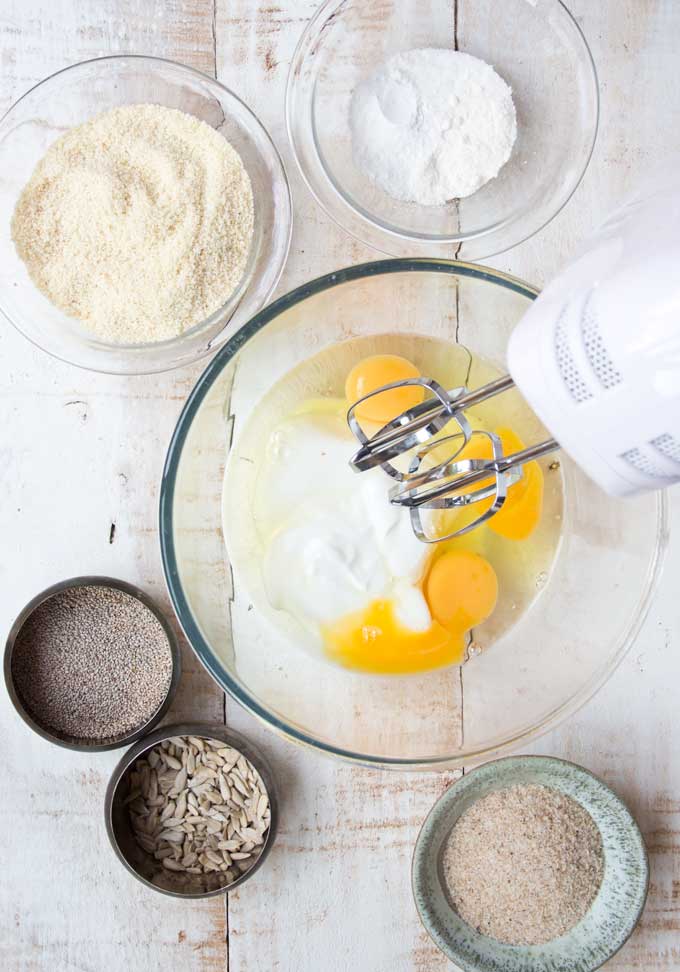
[[555, 310, 592, 403], [581, 297, 622, 389], [651, 434, 680, 466], [621, 447, 667, 479]]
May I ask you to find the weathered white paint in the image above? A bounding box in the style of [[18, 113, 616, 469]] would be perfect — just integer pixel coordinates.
[[0, 3, 229, 970], [1, 1, 679, 970]]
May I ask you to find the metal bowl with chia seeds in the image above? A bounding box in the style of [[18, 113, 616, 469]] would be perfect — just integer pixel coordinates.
[[105, 723, 279, 897], [4, 576, 181, 751]]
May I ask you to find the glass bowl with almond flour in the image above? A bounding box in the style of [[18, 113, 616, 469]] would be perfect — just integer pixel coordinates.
[[4, 577, 181, 751], [0, 55, 291, 374], [412, 756, 649, 972]]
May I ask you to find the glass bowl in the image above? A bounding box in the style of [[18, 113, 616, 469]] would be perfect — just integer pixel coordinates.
[[286, 0, 599, 260], [160, 261, 666, 769], [0, 55, 292, 374]]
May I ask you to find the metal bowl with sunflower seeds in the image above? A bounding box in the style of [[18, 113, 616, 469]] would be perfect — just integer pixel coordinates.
[[105, 723, 278, 897]]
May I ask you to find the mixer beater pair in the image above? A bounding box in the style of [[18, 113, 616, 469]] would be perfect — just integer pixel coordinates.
[[347, 374, 559, 543], [346, 178, 680, 541]]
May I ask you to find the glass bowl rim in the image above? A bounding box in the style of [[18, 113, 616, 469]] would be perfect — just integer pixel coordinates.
[[285, 0, 600, 255], [0, 53, 292, 373], [159, 258, 667, 769]]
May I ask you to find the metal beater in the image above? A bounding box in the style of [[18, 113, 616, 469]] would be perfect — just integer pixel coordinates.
[[347, 175, 680, 542], [347, 374, 559, 543]]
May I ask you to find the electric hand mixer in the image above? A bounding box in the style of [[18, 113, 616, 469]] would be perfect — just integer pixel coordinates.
[[347, 179, 680, 542]]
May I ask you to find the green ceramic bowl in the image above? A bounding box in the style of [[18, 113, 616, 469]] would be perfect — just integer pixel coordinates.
[[412, 756, 648, 972]]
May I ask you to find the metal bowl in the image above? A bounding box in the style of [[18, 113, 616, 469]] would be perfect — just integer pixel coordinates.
[[105, 722, 278, 898], [4, 575, 181, 752]]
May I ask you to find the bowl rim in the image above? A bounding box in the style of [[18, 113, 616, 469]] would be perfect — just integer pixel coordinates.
[[0, 53, 292, 375], [4, 574, 182, 752], [104, 721, 279, 898], [411, 754, 650, 971], [285, 0, 600, 258], [159, 258, 667, 769]]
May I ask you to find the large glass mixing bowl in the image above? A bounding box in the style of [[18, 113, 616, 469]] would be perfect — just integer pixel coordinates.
[[160, 262, 666, 769]]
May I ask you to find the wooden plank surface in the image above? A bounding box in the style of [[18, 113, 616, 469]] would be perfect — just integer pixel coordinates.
[[1, 1, 679, 970], [491, 5, 680, 968], [0, 3, 229, 971]]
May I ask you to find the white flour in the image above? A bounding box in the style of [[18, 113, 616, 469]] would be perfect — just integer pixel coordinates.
[[350, 48, 517, 206]]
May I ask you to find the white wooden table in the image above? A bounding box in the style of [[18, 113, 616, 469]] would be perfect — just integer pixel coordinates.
[[2, 2, 679, 969]]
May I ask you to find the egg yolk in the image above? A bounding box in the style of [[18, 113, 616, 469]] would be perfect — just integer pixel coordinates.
[[425, 551, 498, 630], [323, 599, 466, 675], [488, 428, 544, 541], [324, 363, 545, 675], [433, 427, 544, 541], [345, 354, 424, 425], [323, 552, 499, 674]]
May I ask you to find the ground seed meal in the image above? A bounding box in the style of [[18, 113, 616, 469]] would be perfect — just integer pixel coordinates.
[[442, 783, 605, 946], [11, 585, 173, 742]]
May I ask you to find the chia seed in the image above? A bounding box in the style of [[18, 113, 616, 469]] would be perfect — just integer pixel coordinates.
[[11, 584, 173, 743]]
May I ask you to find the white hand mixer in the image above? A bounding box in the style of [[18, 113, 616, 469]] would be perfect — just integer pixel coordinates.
[[347, 177, 680, 542]]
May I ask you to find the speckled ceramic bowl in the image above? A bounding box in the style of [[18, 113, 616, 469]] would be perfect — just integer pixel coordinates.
[[412, 756, 648, 972]]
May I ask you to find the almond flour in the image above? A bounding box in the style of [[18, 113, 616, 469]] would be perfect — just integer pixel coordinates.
[[11, 103, 254, 344], [442, 783, 604, 945]]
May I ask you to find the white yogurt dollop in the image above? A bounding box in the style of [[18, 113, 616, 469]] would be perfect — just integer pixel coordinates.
[[254, 410, 431, 633]]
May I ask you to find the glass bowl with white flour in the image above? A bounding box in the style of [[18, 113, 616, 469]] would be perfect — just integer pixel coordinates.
[[0, 56, 291, 374], [287, 0, 599, 260]]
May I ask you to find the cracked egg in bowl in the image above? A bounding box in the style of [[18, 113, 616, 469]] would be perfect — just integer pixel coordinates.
[[161, 262, 664, 767]]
